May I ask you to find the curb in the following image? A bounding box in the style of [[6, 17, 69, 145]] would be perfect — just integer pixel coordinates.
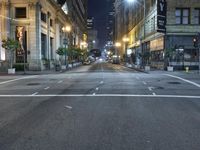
[[121, 64, 148, 74]]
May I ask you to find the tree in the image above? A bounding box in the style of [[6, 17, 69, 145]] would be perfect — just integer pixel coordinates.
[[1, 38, 20, 69], [56, 47, 66, 65]]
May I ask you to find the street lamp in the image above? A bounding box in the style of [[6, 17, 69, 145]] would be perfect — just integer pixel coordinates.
[[123, 37, 130, 63], [62, 25, 71, 67]]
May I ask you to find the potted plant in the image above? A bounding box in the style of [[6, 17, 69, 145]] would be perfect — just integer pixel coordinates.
[[1, 38, 20, 74], [165, 48, 175, 72], [56, 47, 66, 70], [143, 51, 151, 72]]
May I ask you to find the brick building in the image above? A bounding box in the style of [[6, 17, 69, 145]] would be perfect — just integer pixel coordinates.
[[114, 0, 200, 70]]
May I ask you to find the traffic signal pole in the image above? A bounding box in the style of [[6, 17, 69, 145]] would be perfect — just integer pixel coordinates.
[[199, 46, 200, 74], [193, 34, 200, 74], [198, 33, 200, 74]]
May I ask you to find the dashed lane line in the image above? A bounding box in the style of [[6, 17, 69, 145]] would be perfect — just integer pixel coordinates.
[[58, 80, 63, 84], [31, 92, 38, 96], [44, 87, 50, 90], [65, 105, 72, 109], [143, 81, 147, 85]]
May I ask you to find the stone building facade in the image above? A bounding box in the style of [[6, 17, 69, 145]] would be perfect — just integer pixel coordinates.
[[0, 0, 87, 71], [115, 0, 200, 70]]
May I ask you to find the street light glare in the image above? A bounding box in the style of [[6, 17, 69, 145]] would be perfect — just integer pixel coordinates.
[[126, 0, 135, 3], [123, 37, 130, 42], [115, 42, 121, 47], [62, 25, 71, 32]]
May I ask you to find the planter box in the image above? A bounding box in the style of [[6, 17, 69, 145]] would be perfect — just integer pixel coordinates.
[[61, 65, 66, 70], [68, 64, 73, 69], [145, 66, 150, 72], [167, 66, 174, 72], [8, 68, 15, 74]]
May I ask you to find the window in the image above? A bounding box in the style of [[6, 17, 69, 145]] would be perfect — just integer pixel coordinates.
[[41, 33, 47, 59], [194, 9, 200, 24], [50, 19, 53, 27], [41, 12, 47, 23], [175, 8, 190, 24], [15, 7, 26, 18]]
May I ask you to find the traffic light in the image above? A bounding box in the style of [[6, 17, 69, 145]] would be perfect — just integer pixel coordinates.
[[193, 37, 198, 48]]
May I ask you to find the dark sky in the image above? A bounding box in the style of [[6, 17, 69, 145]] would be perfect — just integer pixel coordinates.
[[88, 0, 111, 48]]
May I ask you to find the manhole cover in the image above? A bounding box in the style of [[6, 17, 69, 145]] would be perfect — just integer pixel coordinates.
[[156, 86, 164, 90], [27, 83, 40, 86], [50, 79, 57, 81], [168, 82, 181, 85]]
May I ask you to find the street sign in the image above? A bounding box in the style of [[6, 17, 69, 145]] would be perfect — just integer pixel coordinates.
[[63, 38, 68, 45], [157, 0, 167, 33]]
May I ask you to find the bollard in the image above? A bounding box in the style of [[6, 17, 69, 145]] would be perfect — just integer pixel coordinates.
[[185, 67, 189, 73]]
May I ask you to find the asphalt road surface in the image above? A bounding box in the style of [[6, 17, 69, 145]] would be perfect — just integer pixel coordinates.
[[0, 62, 200, 150]]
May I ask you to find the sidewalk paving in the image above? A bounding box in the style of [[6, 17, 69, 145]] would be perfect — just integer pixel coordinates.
[[0, 64, 83, 76], [122, 63, 200, 85]]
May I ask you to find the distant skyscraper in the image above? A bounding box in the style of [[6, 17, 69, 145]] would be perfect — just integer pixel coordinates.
[[87, 17, 94, 30], [106, 0, 115, 42]]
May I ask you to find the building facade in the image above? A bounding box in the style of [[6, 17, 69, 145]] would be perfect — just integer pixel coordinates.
[[87, 17, 98, 50], [115, 0, 200, 70], [0, 0, 87, 71]]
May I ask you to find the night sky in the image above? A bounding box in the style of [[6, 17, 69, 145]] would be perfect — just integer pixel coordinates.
[[88, 0, 112, 48]]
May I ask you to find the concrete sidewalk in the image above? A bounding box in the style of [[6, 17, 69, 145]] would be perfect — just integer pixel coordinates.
[[0, 63, 83, 76]]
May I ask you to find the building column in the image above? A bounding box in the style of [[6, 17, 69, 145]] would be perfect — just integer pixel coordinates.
[[0, 1, 10, 64], [55, 20, 60, 60], [29, 2, 42, 71]]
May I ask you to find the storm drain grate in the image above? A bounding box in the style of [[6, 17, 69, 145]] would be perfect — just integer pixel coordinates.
[[168, 82, 181, 85], [27, 83, 40, 86]]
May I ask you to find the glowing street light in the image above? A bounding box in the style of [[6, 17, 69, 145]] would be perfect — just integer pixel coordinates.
[[62, 25, 71, 67], [126, 0, 134, 3], [115, 42, 121, 47]]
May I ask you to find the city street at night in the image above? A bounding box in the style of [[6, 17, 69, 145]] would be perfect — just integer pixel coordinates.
[[0, 62, 200, 150], [1, 0, 200, 149]]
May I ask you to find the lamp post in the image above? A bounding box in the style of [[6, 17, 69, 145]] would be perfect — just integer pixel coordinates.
[[114, 42, 122, 64], [123, 37, 130, 63], [62, 25, 71, 68]]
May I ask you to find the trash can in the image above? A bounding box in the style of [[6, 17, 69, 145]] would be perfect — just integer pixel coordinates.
[[55, 64, 60, 71]]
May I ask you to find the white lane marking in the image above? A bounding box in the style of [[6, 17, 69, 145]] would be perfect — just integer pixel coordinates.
[[143, 81, 147, 85], [96, 87, 99, 91], [31, 92, 38, 96], [152, 93, 156, 96], [100, 81, 104, 84], [65, 105, 72, 109], [0, 94, 199, 99], [148, 87, 154, 91], [0, 75, 38, 85], [58, 80, 63, 84], [44, 87, 50, 90], [164, 74, 200, 88]]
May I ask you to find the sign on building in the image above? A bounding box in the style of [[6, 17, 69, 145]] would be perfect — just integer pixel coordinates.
[[157, 0, 167, 33]]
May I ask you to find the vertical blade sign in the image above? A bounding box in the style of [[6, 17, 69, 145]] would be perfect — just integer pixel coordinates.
[[157, 0, 167, 33]]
